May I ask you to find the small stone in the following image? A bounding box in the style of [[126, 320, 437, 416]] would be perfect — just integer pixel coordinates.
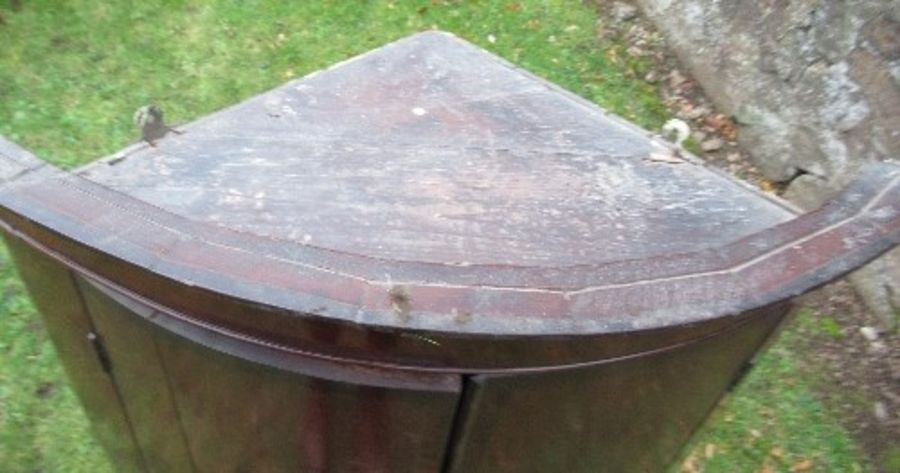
[[783, 174, 829, 211], [726, 152, 741, 163], [686, 106, 709, 120], [701, 137, 724, 152], [668, 70, 685, 87], [873, 401, 889, 421], [644, 70, 659, 83], [859, 326, 879, 341], [611, 2, 638, 22]]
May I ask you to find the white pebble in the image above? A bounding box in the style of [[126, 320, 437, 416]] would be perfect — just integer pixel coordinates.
[[859, 326, 879, 341]]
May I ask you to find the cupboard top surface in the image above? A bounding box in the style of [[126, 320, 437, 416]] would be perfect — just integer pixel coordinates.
[[3, 33, 899, 366], [80, 31, 794, 269]]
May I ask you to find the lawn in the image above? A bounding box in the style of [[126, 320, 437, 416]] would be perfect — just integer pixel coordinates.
[[0, 1, 867, 472]]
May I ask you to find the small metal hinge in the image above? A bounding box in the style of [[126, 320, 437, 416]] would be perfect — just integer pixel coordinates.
[[86, 332, 113, 373]]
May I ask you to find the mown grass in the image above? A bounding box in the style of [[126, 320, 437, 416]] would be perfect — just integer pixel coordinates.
[[0, 1, 867, 472], [679, 310, 866, 473]]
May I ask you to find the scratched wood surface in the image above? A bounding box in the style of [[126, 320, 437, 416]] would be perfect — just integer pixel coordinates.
[[2, 32, 900, 369], [81, 31, 794, 269]]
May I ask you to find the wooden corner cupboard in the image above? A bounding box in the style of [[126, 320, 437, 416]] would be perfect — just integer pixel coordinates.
[[2, 31, 899, 472]]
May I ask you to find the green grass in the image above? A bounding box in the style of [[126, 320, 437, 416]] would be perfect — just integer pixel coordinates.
[[679, 310, 866, 473], [0, 0, 668, 170], [0, 245, 112, 472], [0, 1, 867, 472]]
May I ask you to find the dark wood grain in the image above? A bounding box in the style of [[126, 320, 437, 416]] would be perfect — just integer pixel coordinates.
[[1, 159, 898, 371], [2, 34, 898, 369], [77, 274, 461, 473], [80, 31, 793, 270], [152, 332, 459, 473], [77, 276, 196, 473], [446, 304, 789, 473], [2, 233, 145, 472]]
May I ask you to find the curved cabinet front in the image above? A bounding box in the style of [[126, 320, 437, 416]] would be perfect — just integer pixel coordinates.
[[4, 233, 462, 473], [5, 226, 794, 473]]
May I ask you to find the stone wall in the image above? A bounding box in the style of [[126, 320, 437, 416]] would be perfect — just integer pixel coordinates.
[[634, 0, 900, 328]]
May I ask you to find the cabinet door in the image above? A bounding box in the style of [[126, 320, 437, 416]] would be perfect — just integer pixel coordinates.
[[3, 234, 145, 472], [77, 276, 195, 473], [78, 277, 462, 473], [446, 307, 788, 473]]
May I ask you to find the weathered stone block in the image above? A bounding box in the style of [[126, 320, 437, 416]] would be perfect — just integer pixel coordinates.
[[635, 0, 900, 328]]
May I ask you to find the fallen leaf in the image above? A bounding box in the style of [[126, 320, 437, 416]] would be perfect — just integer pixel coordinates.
[[792, 459, 814, 472], [760, 180, 778, 193], [757, 461, 776, 473], [769, 446, 785, 460], [680, 454, 701, 473], [704, 443, 717, 459], [504, 2, 522, 12], [705, 113, 737, 140], [668, 69, 687, 89], [606, 48, 619, 64]]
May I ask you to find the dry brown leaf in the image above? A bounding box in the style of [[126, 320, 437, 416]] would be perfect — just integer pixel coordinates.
[[504, 2, 522, 12], [606, 48, 620, 65], [704, 443, 717, 459], [681, 454, 701, 473], [704, 113, 737, 140], [792, 459, 814, 472], [759, 180, 778, 193], [757, 461, 776, 473], [769, 446, 785, 460]]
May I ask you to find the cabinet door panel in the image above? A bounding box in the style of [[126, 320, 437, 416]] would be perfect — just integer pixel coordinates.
[[82, 277, 461, 473], [155, 329, 460, 473], [447, 307, 788, 473], [3, 234, 145, 471], [77, 278, 195, 473]]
